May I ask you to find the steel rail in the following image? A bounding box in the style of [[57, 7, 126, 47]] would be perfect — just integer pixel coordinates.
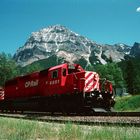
[[0, 112, 140, 127], [8, 111, 140, 116]]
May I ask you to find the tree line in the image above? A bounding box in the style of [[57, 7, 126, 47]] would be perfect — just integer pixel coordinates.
[[0, 52, 140, 95]]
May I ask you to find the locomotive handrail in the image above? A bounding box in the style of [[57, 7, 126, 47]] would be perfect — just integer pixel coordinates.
[[73, 73, 78, 80]]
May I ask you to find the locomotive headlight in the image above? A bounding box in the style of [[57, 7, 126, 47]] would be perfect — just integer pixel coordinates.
[[111, 96, 114, 99], [91, 93, 95, 96], [99, 94, 103, 98]]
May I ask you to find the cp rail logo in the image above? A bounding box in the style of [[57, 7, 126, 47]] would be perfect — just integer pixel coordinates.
[[25, 80, 39, 88]]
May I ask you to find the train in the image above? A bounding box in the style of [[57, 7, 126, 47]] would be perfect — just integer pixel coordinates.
[[0, 63, 115, 114]]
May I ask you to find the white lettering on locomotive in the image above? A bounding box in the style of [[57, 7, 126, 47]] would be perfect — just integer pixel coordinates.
[[25, 80, 39, 88], [47, 80, 60, 85]]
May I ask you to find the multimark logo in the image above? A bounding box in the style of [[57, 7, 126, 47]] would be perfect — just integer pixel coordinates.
[[25, 80, 39, 88]]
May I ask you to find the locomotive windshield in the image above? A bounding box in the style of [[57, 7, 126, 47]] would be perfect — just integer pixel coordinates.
[[68, 63, 84, 74]]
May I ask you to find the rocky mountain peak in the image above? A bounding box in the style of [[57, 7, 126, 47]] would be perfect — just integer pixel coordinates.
[[13, 25, 95, 66], [130, 42, 140, 57], [13, 24, 135, 67], [114, 43, 131, 55], [30, 25, 77, 43]]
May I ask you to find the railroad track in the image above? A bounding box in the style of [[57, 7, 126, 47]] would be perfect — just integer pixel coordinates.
[[0, 111, 140, 127]]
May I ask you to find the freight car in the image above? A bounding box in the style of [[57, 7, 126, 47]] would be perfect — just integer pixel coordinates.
[[0, 63, 115, 113]]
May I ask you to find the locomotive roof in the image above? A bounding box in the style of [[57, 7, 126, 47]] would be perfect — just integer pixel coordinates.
[[49, 63, 67, 71]]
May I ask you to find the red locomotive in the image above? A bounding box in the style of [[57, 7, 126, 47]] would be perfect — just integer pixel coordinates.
[[0, 63, 115, 113]]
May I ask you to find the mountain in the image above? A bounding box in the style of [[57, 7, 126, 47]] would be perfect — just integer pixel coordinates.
[[130, 42, 140, 57], [14, 25, 134, 68]]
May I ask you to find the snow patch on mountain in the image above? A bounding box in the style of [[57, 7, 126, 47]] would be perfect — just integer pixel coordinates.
[[95, 46, 107, 65]]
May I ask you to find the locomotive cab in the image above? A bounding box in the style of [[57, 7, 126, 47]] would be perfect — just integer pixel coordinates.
[[39, 64, 66, 96]]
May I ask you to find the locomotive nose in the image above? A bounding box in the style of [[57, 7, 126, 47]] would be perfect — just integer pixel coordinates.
[[0, 87, 4, 100], [84, 71, 100, 92]]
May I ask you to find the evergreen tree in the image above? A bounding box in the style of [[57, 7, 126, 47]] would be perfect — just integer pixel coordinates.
[[19, 63, 43, 75], [125, 59, 135, 94], [0, 53, 19, 86], [95, 63, 125, 88], [121, 56, 140, 95]]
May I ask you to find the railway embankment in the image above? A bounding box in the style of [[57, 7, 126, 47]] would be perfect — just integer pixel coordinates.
[[114, 95, 140, 112]]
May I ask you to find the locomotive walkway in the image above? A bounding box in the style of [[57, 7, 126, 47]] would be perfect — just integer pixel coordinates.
[[0, 112, 140, 127]]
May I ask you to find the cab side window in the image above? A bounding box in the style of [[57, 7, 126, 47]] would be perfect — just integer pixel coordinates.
[[52, 70, 58, 79]]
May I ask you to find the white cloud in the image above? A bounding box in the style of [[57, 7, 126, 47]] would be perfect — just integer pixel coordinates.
[[136, 7, 140, 12]]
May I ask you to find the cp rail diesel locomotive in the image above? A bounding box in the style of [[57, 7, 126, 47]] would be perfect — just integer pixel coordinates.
[[0, 63, 115, 113]]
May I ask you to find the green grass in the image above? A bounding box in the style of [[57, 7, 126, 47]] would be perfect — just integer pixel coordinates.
[[0, 117, 140, 140], [114, 95, 140, 112]]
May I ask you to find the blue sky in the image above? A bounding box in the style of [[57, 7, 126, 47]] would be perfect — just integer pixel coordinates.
[[0, 0, 140, 55]]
